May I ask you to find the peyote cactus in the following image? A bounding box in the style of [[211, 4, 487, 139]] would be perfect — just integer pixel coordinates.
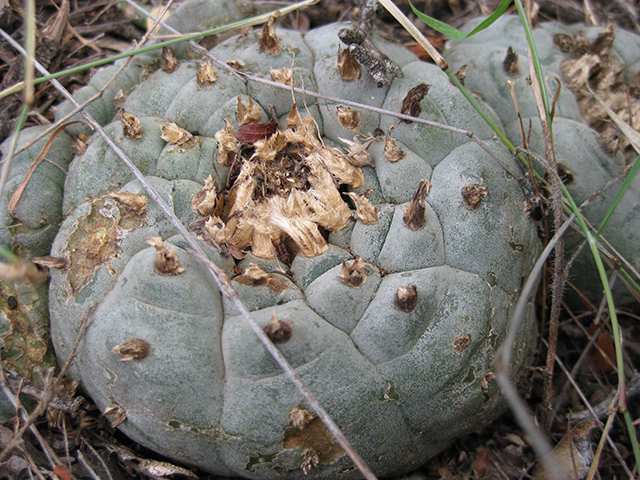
[[443, 15, 640, 305], [46, 13, 540, 477]]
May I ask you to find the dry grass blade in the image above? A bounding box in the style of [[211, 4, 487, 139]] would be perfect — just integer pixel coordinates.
[[7, 121, 85, 213]]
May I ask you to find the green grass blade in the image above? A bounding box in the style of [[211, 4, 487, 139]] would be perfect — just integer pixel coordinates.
[[408, 0, 513, 39], [597, 154, 640, 238]]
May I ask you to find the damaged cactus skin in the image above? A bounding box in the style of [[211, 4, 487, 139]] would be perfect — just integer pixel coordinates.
[[444, 15, 640, 305], [49, 14, 540, 480]]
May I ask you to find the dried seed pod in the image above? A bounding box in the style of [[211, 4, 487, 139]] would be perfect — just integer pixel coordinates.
[[393, 285, 418, 312], [461, 184, 488, 210], [403, 180, 431, 230], [336, 106, 362, 132], [346, 192, 379, 224], [289, 406, 314, 429], [160, 46, 179, 73], [502, 46, 519, 75], [146, 237, 186, 275], [384, 123, 405, 163], [263, 310, 293, 344], [237, 96, 262, 126], [337, 257, 368, 288], [118, 110, 143, 140], [197, 58, 217, 87], [338, 46, 361, 82], [112, 339, 150, 361]]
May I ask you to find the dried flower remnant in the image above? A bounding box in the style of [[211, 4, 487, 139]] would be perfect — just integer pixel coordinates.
[[289, 406, 314, 429], [31, 255, 68, 270], [214, 119, 239, 167], [112, 339, 150, 361], [461, 184, 488, 210], [301, 449, 320, 475], [236, 263, 290, 294], [454, 64, 467, 86], [263, 310, 294, 344], [218, 105, 364, 260], [502, 46, 519, 75], [403, 179, 431, 230], [236, 96, 262, 126], [106, 192, 148, 212], [196, 58, 217, 88], [346, 192, 379, 224], [557, 164, 574, 185], [401, 83, 430, 123], [146, 237, 186, 275], [339, 136, 373, 167], [161, 122, 193, 149], [104, 403, 127, 428], [119, 110, 143, 140], [227, 58, 247, 71], [337, 257, 368, 288], [336, 106, 362, 132], [394, 284, 418, 312], [453, 334, 471, 353], [259, 12, 281, 53], [384, 123, 405, 162], [270, 67, 296, 86], [204, 216, 229, 246], [338, 46, 361, 82], [192, 175, 217, 216], [160, 46, 179, 73]]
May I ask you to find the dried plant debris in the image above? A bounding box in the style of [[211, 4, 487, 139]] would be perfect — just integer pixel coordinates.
[[339, 136, 374, 166], [336, 105, 363, 132], [196, 58, 217, 87], [270, 67, 296, 86], [237, 95, 262, 126], [160, 46, 179, 73], [112, 339, 150, 361], [192, 175, 218, 217], [453, 334, 471, 353], [403, 179, 431, 230], [337, 257, 369, 288], [503, 46, 519, 75], [401, 83, 431, 123], [454, 64, 467, 86], [263, 310, 294, 344], [146, 237, 186, 275], [558, 23, 640, 156], [289, 406, 314, 429], [338, 45, 362, 82], [236, 121, 279, 143], [118, 110, 143, 140], [394, 284, 418, 312], [461, 184, 488, 210], [212, 105, 364, 260], [259, 12, 281, 53], [346, 191, 379, 224], [104, 403, 127, 428], [236, 263, 290, 294], [160, 122, 194, 150], [384, 123, 405, 162], [214, 119, 239, 166]]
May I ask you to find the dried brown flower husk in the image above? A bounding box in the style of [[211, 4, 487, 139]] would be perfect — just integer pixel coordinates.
[[502, 46, 519, 75], [384, 123, 405, 162], [112, 339, 150, 361], [289, 406, 314, 429], [104, 403, 127, 428], [192, 175, 218, 216], [197, 58, 217, 87], [237, 96, 262, 126], [336, 106, 362, 132], [106, 192, 148, 212], [337, 257, 368, 288], [461, 184, 488, 210], [401, 83, 431, 123], [403, 180, 431, 230], [259, 13, 281, 53], [394, 284, 418, 312], [346, 192, 379, 224], [146, 237, 186, 275], [263, 310, 293, 344], [119, 110, 143, 140], [161, 122, 194, 149], [338, 45, 362, 82], [339, 136, 374, 167], [270, 67, 296, 86], [161, 46, 179, 73], [214, 119, 239, 166], [204, 216, 230, 246]]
